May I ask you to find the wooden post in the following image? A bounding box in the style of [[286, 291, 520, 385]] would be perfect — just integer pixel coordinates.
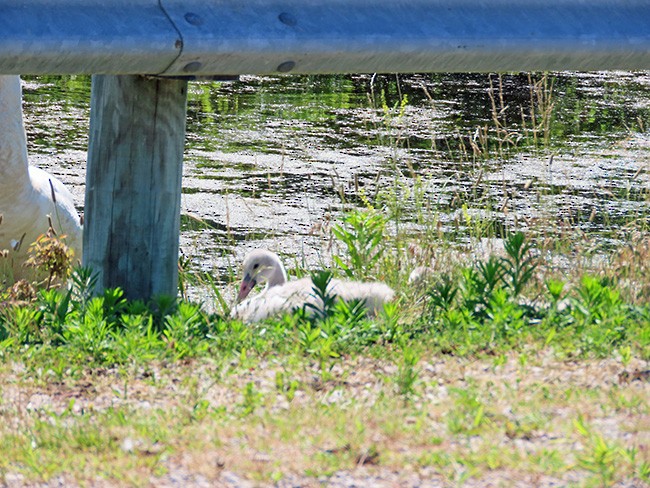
[[84, 75, 187, 300]]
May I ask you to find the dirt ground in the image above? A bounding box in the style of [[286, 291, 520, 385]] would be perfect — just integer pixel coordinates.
[[1, 352, 648, 487]]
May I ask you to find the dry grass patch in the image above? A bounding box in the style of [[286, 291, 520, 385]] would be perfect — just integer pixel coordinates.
[[0, 351, 647, 487]]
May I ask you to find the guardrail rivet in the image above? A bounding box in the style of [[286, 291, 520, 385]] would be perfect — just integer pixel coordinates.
[[277, 61, 296, 72], [184, 12, 204, 26], [183, 62, 202, 73], [278, 12, 297, 27]]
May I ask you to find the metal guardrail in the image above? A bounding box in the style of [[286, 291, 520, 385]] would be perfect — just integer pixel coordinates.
[[1, 0, 649, 75]]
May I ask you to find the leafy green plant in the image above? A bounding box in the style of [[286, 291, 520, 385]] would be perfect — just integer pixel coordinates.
[[304, 270, 338, 321], [377, 301, 403, 342], [37, 287, 73, 342], [501, 231, 537, 297], [486, 288, 526, 343], [332, 209, 386, 279], [426, 274, 458, 312], [332, 298, 368, 329], [68, 266, 99, 306], [0, 306, 43, 344], [292, 270, 383, 359], [572, 275, 623, 325], [477, 256, 504, 293], [163, 302, 207, 360], [62, 296, 112, 362], [111, 313, 162, 365], [569, 275, 629, 355]]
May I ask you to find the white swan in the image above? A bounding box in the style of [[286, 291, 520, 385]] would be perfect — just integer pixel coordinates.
[[0, 75, 82, 282], [230, 249, 395, 323]]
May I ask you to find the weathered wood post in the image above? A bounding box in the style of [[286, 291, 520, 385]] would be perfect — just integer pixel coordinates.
[[84, 75, 187, 300]]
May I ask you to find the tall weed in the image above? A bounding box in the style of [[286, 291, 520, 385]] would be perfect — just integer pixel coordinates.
[[332, 209, 386, 280]]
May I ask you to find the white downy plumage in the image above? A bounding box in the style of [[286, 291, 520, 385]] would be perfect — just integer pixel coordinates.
[[231, 249, 395, 323], [0, 75, 82, 282]]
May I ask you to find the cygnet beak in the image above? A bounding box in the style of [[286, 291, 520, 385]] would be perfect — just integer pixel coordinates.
[[237, 274, 257, 302]]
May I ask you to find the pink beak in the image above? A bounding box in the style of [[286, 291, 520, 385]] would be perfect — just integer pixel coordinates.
[[237, 276, 256, 302]]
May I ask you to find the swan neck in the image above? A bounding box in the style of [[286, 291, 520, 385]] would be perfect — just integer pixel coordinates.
[[266, 261, 288, 288], [0, 75, 30, 185]]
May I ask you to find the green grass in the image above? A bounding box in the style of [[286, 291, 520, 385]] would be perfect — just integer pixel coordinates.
[[0, 221, 648, 486]]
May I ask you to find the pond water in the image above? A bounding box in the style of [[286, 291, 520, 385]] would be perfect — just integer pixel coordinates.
[[21, 72, 650, 300]]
